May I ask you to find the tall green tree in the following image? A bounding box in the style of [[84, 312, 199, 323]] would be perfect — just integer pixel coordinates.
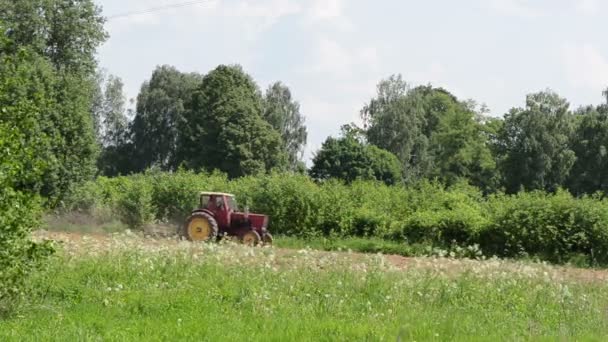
[[99, 75, 128, 147], [497, 91, 576, 193], [0, 0, 106, 202], [0, 0, 107, 73], [0, 30, 54, 312], [429, 101, 498, 191], [362, 75, 496, 188], [361, 75, 429, 181], [567, 99, 608, 195], [180, 65, 286, 177], [94, 74, 133, 176], [262, 82, 307, 171], [310, 125, 403, 185], [131, 65, 203, 171]]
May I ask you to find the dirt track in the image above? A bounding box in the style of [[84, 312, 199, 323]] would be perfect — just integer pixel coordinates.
[[33, 230, 608, 283]]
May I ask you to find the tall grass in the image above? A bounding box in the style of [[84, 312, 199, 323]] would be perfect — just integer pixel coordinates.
[[1, 234, 607, 340]]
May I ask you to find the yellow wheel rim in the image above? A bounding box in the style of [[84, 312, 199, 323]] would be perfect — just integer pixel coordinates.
[[188, 217, 212, 241], [242, 232, 259, 246]]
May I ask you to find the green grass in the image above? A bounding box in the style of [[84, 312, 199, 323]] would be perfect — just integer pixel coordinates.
[[1, 235, 608, 341], [275, 235, 418, 256]]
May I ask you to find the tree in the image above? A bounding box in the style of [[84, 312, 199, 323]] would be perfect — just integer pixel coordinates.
[[131, 65, 203, 171], [99, 75, 128, 147], [90, 70, 104, 142], [180, 65, 287, 177], [429, 101, 498, 191], [262, 82, 307, 170], [0, 31, 54, 313], [361, 75, 429, 181], [94, 74, 133, 176], [310, 126, 403, 185], [0, 0, 107, 73], [496, 90, 576, 193], [0, 0, 107, 202], [567, 102, 608, 195], [362, 75, 496, 188]]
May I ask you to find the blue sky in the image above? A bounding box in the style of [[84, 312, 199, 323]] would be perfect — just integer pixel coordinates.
[[97, 0, 608, 163]]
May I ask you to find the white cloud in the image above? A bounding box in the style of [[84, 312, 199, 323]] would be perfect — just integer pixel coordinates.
[[305, 0, 353, 31], [107, 0, 301, 37], [222, 0, 302, 27], [488, 0, 543, 18], [309, 0, 343, 19], [408, 62, 446, 86], [562, 43, 608, 89], [308, 37, 379, 78], [574, 0, 600, 15]]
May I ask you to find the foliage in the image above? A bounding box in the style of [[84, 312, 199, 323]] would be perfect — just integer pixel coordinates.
[[429, 101, 498, 191], [310, 126, 403, 185], [180, 65, 287, 177], [482, 191, 608, 265], [567, 105, 608, 195], [0, 0, 107, 203], [0, 35, 54, 314], [361, 75, 430, 181], [262, 81, 308, 170], [98, 75, 128, 147], [0, 0, 107, 73], [361, 76, 496, 188], [131, 65, 203, 171], [496, 90, 576, 193], [65, 171, 608, 266], [93, 73, 132, 177]]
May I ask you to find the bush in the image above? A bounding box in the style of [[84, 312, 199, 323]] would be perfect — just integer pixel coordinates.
[[482, 191, 608, 265], [63, 171, 608, 266], [113, 176, 156, 229], [0, 188, 53, 314]]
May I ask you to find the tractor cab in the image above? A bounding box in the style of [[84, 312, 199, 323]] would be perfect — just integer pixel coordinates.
[[199, 192, 236, 228], [180, 191, 272, 245]]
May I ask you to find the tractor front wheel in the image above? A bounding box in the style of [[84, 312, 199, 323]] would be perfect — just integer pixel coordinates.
[[182, 212, 218, 242], [241, 230, 261, 246]]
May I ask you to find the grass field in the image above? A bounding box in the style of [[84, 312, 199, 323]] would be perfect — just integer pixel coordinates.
[[41, 214, 475, 259], [1, 231, 608, 341]]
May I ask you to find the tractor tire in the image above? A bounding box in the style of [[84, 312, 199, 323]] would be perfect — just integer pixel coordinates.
[[182, 211, 218, 242], [262, 233, 273, 246], [241, 230, 261, 246]]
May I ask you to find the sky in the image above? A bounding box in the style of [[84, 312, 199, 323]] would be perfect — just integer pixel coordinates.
[[96, 0, 608, 163]]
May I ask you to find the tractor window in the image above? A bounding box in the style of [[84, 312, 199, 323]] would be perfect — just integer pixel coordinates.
[[228, 197, 239, 211], [215, 196, 224, 209], [200, 195, 211, 208]]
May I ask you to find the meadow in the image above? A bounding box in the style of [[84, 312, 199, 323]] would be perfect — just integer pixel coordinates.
[[1, 231, 607, 341]]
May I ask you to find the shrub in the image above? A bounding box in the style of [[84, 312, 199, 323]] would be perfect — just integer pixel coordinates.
[[114, 176, 156, 229], [482, 191, 608, 265], [62, 171, 608, 266]]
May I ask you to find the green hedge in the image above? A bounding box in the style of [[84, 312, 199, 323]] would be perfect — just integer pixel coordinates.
[[62, 170, 608, 265]]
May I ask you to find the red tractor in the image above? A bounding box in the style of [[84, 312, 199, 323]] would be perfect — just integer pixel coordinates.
[[180, 192, 272, 245]]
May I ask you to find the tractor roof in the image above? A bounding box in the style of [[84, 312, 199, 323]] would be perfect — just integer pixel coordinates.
[[200, 191, 235, 197]]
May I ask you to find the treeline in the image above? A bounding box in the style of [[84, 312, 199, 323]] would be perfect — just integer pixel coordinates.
[[313, 77, 608, 196], [97, 70, 608, 197], [66, 171, 608, 266], [95, 65, 307, 178]]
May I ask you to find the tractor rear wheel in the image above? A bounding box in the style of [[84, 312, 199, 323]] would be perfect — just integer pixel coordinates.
[[262, 233, 273, 246], [182, 212, 218, 242], [241, 230, 261, 246]]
